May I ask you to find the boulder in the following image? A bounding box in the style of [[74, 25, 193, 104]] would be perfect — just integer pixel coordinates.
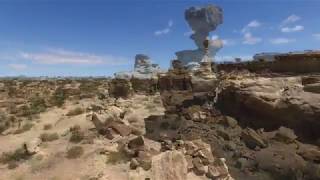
[[137, 151, 152, 171], [274, 126, 297, 143], [241, 128, 267, 149], [224, 116, 238, 128], [109, 122, 132, 137], [128, 136, 145, 150], [151, 150, 188, 180], [256, 143, 306, 179], [298, 147, 320, 162], [206, 158, 234, 180], [24, 137, 42, 155], [192, 157, 206, 175]]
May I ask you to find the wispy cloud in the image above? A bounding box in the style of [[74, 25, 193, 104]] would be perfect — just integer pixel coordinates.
[[282, 14, 301, 25], [154, 20, 173, 36], [183, 30, 194, 36], [20, 49, 129, 65], [211, 35, 236, 46], [8, 63, 27, 71], [281, 25, 304, 33], [270, 38, 296, 44], [222, 39, 236, 46], [243, 32, 262, 45], [313, 33, 320, 40], [280, 14, 303, 33], [241, 20, 261, 33]]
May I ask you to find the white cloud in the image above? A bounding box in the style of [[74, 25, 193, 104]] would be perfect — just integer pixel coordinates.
[[211, 35, 219, 40], [270, 38, 296, 44], [211, 35, 236, 46], [20, 49, 129, 65], [154, 20, 173, 36], [243, 33, 262, 45], [242, 20, 261, 33], [8, 63, 27, 71], [247, 20, 261, 28], [222, 39, 236, 46], [281, 25, 304, 33], [313, 33, 320, 40], [168, 19, 173, 27], [154, 28, 170, 36], [282, 14, 301, 25]]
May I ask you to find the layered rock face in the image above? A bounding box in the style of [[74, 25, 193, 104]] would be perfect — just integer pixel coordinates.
[[217, 73, 320, 142], [159, 60, 217, 113], [218, 51, 320, 74]]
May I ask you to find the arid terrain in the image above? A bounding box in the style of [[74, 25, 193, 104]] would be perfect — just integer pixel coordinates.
[[1, 3, 320, 180], [0, 57, 320, 180]]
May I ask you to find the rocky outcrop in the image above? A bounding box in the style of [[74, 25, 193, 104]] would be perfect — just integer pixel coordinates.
[[159, 60, 217, 114], [176, 5, 223, 69], [218, 51, 320, 74], [217, 74, 320, 142], [113, 54, 162, 95], [151, 150, 188, 180]]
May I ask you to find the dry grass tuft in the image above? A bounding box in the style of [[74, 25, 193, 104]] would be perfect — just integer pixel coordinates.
[[66, 146, 84, 159], [66, 107, 84, 116], [40, 132, 59, 142]]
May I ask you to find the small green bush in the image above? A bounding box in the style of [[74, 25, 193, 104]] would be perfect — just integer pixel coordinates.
[[66, 146, 84, 159], [106, 147, 130, 164], [40, 133, 59, 142], [69, 126, 84, 143], [0, 112, 9, 133], [14, 123, 33, 134], [0, 147, 30, 164], [29, 95, 47, 114], [51, 88, 66, 107]]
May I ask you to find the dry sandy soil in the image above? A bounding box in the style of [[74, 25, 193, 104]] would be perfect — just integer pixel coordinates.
[[0, 94, 164, 180]]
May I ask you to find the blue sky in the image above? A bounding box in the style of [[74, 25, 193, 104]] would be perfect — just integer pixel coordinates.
[[1, 0, 320, 76]]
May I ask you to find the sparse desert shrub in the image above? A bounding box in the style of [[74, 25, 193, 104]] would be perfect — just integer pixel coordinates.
[[29, 95, 47, 114], [17, 105, 32, 117], [43, 124, 53, 130], [0, 147, 30, 165], [106, 147, 130, 164], [51, 88, 66, 107], [40, 132, 59, 142], [66, 146, 84, 159], [69, 126, 84, 143], [66, 107, 84, 116], [7, 86, 17, 98], [14, 123, 33, 134], [0, 112, 9, 133], [7, 103, 18, 114]]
